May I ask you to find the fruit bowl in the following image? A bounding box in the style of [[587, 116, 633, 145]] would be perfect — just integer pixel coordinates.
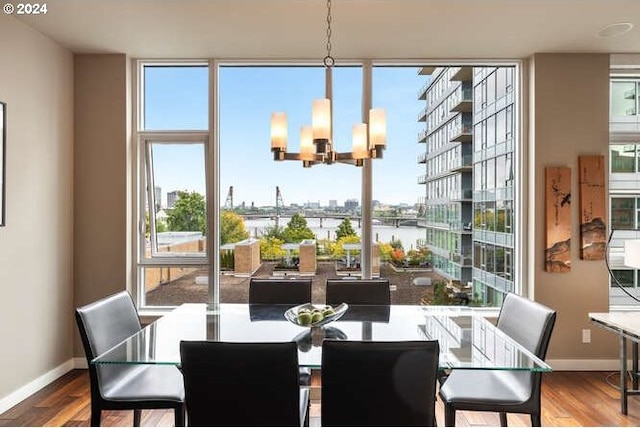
[[284, 303, 349, 328]]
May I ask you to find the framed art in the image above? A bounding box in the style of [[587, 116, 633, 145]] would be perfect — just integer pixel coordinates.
[[0, 102, 4, 227], [545, 166, 572, 272], [578, 155, 606, 260]]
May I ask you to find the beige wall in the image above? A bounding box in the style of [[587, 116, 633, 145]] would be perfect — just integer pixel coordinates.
[[529, 53, 617, 360], [0, 16, 74, 401], [73, 54, 130, 356]]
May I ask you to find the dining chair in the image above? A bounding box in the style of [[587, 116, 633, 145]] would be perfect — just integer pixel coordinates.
[[180, 341, 309, 427], [438, 293, 557, 427], [248, 277, 312, 305], [321, 340, 440, 426], [75, 291, 185, 427], [248, 277, 313, 387], [325, 278, 391, 306]]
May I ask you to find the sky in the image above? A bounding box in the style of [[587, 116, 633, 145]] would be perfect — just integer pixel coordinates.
[[144, 65, 425, 207]]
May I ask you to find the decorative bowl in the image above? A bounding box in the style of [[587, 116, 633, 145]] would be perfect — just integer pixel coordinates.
[[284, 303, 348, 328]]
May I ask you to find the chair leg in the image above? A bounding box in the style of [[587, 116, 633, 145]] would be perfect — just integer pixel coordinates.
[[175, 404, 186, 427], [133, 409, 142, 427], [90, 404, 101, 427], [444, 404, 456, 427], [531, 413, 541, 427], [499, 412, 508, 427]]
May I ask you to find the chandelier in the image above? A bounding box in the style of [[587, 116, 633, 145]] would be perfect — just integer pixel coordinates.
[[270, 0, 387, 167]]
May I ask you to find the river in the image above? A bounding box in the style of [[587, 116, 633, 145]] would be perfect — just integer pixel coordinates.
[[243, 216, 425, 250]]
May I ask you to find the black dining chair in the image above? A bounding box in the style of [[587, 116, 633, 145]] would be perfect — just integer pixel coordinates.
[[75, 291, 185, 427], [321, 340, 440, 426], [248, 277, 313, 386], [248, 277, 312, 305], [438, 293, 557, 427], [325, 278, 391, 306], [180, 341, 309, 427]]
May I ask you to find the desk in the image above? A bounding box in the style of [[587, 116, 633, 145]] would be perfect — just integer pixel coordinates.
[[589, 312, 640, 414], [94, 303, 551, 372]]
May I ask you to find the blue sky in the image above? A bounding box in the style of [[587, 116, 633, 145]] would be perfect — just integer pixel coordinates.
[[144, 65, 425, 207]]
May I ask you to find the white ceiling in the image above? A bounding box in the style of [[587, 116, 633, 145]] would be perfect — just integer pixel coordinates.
[[14, 0, 640, 60]]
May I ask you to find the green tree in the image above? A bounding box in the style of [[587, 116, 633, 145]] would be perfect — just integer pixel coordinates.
[[166, 190, 206, 234], [220, 210, 249, 245], [260, 236, 286, 260], [262, 224, 285, 241], [282, 213, 315, 243], [335, 218, 357, 240], [329, 235, 361, 258]]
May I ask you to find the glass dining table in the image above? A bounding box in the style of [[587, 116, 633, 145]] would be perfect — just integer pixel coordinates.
[[92, 303, 551, 371]]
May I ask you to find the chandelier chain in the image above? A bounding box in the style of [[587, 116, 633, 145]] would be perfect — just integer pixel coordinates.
[[324, 0, 334, 67]]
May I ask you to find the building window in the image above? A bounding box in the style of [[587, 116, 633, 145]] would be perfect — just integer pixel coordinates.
[[611, 144, 639, 173], [611, 81, 637, 116]]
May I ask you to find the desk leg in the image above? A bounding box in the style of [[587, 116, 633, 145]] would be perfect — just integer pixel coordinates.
[[633, 342, 639, 391], [621, 335, 628, 415]]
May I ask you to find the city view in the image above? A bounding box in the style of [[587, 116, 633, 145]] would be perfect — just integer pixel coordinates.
[[140, 64, 518, 308]]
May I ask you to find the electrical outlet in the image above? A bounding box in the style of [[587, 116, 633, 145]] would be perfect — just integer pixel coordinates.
[[582, 329, 591, 343]]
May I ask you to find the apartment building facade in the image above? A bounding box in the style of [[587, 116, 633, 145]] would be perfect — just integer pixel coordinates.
[[418, 66, 516, 306]]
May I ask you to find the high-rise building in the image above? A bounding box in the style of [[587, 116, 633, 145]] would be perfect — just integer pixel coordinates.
[[154, 186, 162, 211], [418, 66, 516, 306], [329, 199, 338, 209], [344, 199, 359, 212], [167, 190, 180, 209], [608, 77, 640, 306]]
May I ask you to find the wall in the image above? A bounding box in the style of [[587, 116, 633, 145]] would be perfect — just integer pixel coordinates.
[[0, 16, 74, 408], [529, 53, 618, 363], [73, 55, 130, 356]]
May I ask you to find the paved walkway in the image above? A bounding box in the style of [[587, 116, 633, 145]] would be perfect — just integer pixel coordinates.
[[145, 261, 439, 306]]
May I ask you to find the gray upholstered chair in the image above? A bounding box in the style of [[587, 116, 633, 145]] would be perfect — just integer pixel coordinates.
[[180, 341, 309, 427], [438, 293, 556, 427], [75, 291, 185, 427], [321, 340, 440, 426], [325, 278, 391, 306]]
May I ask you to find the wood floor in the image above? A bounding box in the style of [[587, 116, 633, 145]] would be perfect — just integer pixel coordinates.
[[2, 369, 640, 426]]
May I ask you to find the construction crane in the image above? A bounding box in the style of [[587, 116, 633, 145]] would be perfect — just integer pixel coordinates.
[[224, 186, 233, 210], [275, 186, 284, 228]]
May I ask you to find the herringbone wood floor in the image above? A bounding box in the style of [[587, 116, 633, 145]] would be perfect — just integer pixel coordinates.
[[2, 370, 640, 426]]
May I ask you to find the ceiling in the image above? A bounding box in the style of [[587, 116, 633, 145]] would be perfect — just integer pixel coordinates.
[[14, 0, 640, 60]]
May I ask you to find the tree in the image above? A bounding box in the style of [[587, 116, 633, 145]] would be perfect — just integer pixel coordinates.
[[335, 218, 357, 240], [282, 213, 315, 243], [220, 210, 249, 245], [166, 190, 206, 234], [259, 236, 286, 260]]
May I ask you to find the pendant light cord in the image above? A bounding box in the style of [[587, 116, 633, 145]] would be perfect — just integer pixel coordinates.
[[323, 0, 334, 67]]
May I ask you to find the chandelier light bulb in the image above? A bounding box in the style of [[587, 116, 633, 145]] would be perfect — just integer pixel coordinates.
[[270, 112, 288, 150], [312, 99, 331, 143]]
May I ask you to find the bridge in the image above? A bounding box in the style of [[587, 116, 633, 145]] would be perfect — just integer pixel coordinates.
[[238, 212, 422, 228]]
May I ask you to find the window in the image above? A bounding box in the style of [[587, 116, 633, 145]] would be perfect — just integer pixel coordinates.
[[134, 61, 521, 309], [137, 63, 210, 307], [611, 81, 637, 116], [611, 144, 638, 173]]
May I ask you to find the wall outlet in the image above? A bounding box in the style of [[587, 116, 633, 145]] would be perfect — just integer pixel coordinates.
[[582, 329, 591, 343]]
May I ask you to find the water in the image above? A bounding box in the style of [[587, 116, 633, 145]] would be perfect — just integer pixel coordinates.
[[244, 216, 425, 250]]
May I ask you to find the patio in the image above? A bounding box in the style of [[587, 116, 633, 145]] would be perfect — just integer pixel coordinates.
[[145, 261, 440, 306]]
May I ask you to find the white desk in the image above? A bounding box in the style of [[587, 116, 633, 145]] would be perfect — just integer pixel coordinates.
[[589, 312, 640, 414]]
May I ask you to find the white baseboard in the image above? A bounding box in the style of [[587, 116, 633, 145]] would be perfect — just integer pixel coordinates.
[[0, 359, 75, 415], [73, 357, 88, 369], [547, 359, 626, 371]]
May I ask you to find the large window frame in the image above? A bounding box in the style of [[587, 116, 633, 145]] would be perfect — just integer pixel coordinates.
[[132, 59, 525, 310]]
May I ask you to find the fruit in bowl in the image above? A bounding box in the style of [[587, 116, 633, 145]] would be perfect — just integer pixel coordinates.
[[288, 303, 347, 327], [297, 310, 312, 325], [322, 305, 336, 317]]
